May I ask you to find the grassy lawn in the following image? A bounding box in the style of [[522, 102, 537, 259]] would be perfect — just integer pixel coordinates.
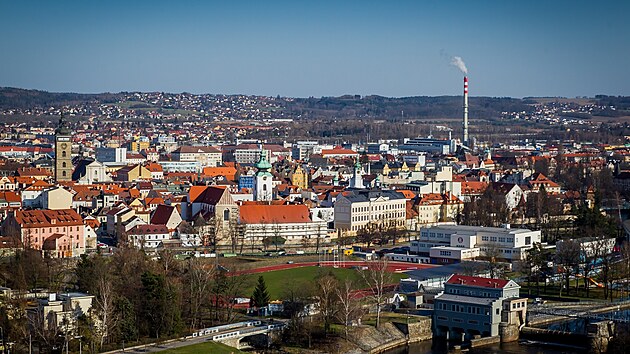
[[160, 341, 244, 354], [243, 266, 408, 300]]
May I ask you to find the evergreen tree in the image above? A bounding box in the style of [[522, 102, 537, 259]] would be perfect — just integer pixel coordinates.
[[251, 276, 270, 309]]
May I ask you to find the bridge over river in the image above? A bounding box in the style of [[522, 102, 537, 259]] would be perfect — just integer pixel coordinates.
[[527, 300, 630, 326]]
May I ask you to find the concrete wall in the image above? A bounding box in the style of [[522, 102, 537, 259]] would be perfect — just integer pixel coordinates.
[[392, 316, 432, 343]]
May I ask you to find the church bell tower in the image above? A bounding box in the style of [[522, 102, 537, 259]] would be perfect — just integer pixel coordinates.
[[55, 115, 72, 182]]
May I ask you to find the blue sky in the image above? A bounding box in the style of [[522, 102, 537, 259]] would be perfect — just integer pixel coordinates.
[[1, 0, 628, 98]]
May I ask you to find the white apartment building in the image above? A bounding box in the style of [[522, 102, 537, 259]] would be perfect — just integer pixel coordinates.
[[334, 190, 407, 234], [411, 224, 541, 263], [172, 146, 222, 167]]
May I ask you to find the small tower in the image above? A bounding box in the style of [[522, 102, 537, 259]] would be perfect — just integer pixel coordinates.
[[254, 148, 273, 201], [55, 114, 73, 182], [349, 159, 364, 189]]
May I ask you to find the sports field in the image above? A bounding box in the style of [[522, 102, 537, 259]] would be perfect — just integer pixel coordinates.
[[242, 266, 409, 299]]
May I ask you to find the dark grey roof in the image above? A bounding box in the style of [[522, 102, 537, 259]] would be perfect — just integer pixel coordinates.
[[343, 189, 405, 204], [435, 294, 496, 305], [405, 262, 486, 281]]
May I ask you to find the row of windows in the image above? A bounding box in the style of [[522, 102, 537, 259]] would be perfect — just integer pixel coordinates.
[[480, 236, 515, 243], [30, 226, 81, 233], [352, 203, 404, 212], [351, 212, 404, 222], [436, 302, 493, 316]]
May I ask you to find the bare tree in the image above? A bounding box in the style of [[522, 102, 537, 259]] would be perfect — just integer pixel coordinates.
[[336, 279, 359, 338], [316, 273, 339, 336], [94, 276, 118, 349], [185, 258, 215, 330], [481, 243, 503, 279], [360, 257, 392, 328], [555, 239, 581, 297]]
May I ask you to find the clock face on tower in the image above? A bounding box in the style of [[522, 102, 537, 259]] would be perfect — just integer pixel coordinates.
[[60, 143, 68, 149]]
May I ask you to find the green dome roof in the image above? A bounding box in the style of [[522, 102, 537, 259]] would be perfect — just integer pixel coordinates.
[[255, 151, 272, 171]]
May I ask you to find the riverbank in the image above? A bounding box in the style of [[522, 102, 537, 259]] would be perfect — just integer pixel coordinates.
[[345, 316, 432, 353]]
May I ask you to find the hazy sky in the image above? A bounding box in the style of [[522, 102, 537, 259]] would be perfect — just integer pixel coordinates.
[[1, 0, 629, 98]]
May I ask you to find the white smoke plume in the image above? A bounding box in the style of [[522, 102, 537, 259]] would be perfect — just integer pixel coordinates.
[[450, 56, 468, 75]]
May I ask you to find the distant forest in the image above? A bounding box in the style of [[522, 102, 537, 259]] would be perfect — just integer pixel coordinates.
[[1, 87, 629, 121]]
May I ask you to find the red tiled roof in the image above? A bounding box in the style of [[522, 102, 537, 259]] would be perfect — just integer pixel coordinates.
[[15, 209, 83, 227], [151, 204, 177, 225], [321, 148, 358, 156], [128, 224, 169, 235], [446, 274, 510, 289], [239, 204, 311, 224]]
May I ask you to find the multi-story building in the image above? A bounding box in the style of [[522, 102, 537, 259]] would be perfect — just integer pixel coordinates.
[[0, 209, 86, 257], [96, 147, 127, 164], [127, 224, 170, 249], [334, 189, 406, 234], [158, 160, 202, 173], [411, 224, 541, 263], [172, 145, 222, 167], [239, 204, 328, 247], [399, 137, 455, 155], [292, 141, 319, 161], [433, 274, 526, 342], [414, 193, 463, 225]]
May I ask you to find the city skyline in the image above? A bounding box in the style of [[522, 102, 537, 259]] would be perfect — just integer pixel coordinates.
[[1, 0, 629, 98]]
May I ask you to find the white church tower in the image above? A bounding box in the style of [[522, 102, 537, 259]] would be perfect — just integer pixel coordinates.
[[349, 159, 364, 189], [254, 148, 273, 201]]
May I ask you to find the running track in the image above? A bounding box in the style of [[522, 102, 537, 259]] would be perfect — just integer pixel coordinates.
[[237, 260, 436, 275]]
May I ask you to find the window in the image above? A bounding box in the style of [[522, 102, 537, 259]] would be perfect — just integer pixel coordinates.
[[223, 209, 230, 221], [62, 171, 66, 177], [62, 151, 67, 158], [525, 236, 531, 245], [496, 308, 500, 315]]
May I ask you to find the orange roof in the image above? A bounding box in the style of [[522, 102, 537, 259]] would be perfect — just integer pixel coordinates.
[[417, 193, 462, 205], [145, 163, 163, 172], [84, 218, 101, 228], [203, 166, 237, 179], [188, 185, 208, 202], [15, 209, 84, 227], [461, 181, 488, 194], [0, 191, 20, 203], [321, 148, 358, 156], [24, 180, 52, 190], [239, 204, 311, 224], [397, 190, 416, 200]]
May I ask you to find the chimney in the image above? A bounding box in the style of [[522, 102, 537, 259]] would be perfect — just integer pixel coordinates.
[[463, 76, 469, 146]]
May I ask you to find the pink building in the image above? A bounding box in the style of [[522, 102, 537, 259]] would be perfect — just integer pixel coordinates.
[[1, 209, 85, 257]]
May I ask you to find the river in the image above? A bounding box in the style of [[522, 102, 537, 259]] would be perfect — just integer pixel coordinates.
[[382, 308, 630, 353], [383, 340, 586, 354]]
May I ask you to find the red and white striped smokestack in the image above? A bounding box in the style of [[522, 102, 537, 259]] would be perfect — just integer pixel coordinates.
[[463, 76, 469, 145]]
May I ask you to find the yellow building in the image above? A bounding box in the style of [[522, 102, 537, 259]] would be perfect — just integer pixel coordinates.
[[130, 140, 151, 153], [291, 165, 309, 190], [116, 164, 152, 182]]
